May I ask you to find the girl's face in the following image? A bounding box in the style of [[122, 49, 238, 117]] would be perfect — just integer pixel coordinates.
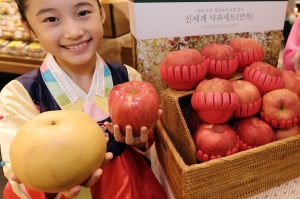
[[24, 0, 104, 69]]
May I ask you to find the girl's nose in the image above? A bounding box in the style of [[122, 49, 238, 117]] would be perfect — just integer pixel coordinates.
[[63, 19, 84, 39]]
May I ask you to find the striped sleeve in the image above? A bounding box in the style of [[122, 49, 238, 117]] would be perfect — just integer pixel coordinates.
[[0, 80, 40, 198]]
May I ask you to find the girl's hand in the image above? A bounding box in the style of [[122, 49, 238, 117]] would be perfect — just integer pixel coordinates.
[[60, 152, 112, 198], [104, 109, 162, 146]]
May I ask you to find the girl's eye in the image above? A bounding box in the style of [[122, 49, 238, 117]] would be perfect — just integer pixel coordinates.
[[78, 11, 90, 17], [44, 17, 58, 22]]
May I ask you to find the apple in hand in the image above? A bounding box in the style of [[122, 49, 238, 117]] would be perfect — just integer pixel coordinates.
[[108, 80, 160, 137], [234, 117, 274, 151], [193, 123, 239, 162], [231, 80, 261, 118], [274, 125, 300, 141], [282, 70, 300, 97], [261, 88, 300, 129], [191, 78, 239, 124]]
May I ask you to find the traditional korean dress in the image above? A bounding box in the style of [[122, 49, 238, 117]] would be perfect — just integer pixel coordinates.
[[0, 53, 167, 199]]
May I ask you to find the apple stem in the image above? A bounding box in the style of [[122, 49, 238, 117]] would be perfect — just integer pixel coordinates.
[[51, 121, 56, 125]]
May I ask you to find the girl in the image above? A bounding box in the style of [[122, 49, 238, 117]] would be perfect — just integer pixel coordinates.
[[0, 0, 168, 198]]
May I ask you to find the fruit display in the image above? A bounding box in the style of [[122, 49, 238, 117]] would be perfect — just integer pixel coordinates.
[[108, 80, 160, 137], [260, 88, 300, 129], [242, 61, 284, 95], [136, 31, 282, 94], [200, 43, 238, 79], [234, 117, 274, 151], [159, 44, 300, 163], [231, 80, 261, 118], [160, 49, 207, 90], [229, 37, 264, 72], [10, 110, 107, 193], [274, 125, 300, 141], [191, 78, 239, 124], [193, 123, 239, 162]]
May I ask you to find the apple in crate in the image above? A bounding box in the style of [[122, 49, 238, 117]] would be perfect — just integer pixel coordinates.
[[282, 70, 300, 97], [242, 61, 284, 95], [193, 123, 240, 162], [229, 38, 264, 72], [274, 125, 300, 141], [234, 117, 274, 151], [261, 88, 300, 129], [200, 43, 238, 79], [108, 81, 160, 137], [160, 48, 207, 90], [231, 80, 262, 118], [191, 78, 239, 124]]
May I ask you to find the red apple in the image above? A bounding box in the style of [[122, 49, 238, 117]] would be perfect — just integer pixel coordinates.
[[160, 49, 207, 90], [200, 43, 238, 79], [200, 43, 236, 61], [281, 70, 300, 97], [274, 125, 300, 141], [191, 78, 239, 124], [229, 38, 262, 53], [160, 49, 204, 68], [193, 123, 239, 162], [195, 78, 235, 97], [234, 117, 274, 151], [247, 61, 282, 77], [231, 80, 262, 118], [242, 61, 284, 95], [261, 88, 300, 129], [108, 80, 160, 137], [229, 38, 264, 72], [231, 80, 261, 105]]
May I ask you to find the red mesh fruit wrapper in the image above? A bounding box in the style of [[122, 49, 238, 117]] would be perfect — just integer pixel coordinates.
[[160, 63, 207, 90], [243, 67, 284, 95], [191, 92, 239, 124]]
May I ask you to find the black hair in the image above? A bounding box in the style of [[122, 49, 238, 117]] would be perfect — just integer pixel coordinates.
[[15, 0, 102, 22], [15, 0, 28, 22]]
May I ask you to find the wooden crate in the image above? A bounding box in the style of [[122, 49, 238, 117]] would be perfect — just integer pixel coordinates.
[[155, 85, 300, 199]]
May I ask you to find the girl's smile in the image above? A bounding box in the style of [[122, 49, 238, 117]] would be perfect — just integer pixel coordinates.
[[62, 39, 92, 53]]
